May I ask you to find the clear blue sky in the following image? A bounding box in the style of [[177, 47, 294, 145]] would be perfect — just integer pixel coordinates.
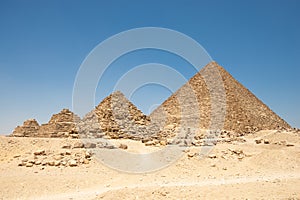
[[0, 0, 299, 134]]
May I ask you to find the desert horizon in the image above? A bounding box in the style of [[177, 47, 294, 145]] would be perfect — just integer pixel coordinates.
[[2, 61, 299, 199]]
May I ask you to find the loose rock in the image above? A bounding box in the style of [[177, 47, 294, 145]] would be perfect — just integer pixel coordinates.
[[286, 143, 294, 147], [208, 154, 217, 159], [255, 139, 262, 144], [73, 142, 84, 148], [34, 150, 45, 156], [68, 159, 77, 167], [62, 144, 71, 149], [119, 144, 128, 149], [26, 163, 33, 167], [84, 142, 96, 148], [264, 139, 270, 144]]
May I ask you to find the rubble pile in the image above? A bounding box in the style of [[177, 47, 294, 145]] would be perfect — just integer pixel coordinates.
[[17, 147, 91, 168]]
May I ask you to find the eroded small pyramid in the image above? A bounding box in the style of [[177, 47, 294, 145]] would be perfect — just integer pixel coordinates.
[[39, 109, 81, 138], [78, 91, 159, 140], [11, 119, 40, 137], [11, 109, 80, 138]]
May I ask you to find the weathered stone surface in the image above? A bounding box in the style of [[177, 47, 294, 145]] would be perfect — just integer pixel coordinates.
[[77, 111, 103, 138]]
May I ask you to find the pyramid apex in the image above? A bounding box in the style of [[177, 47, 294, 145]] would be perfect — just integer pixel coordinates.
[[111, 90, 125, 97], [203, 60, 223, 70], [208, 60, 219, 65], [60, 108, 71, 113]]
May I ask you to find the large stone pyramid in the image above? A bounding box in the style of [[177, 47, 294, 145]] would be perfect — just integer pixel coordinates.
[[150, 61, 291, 134]]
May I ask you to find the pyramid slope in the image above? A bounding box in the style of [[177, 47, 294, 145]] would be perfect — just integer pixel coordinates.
[[216, 63, 291, 132], [151, 61, 291, 133]]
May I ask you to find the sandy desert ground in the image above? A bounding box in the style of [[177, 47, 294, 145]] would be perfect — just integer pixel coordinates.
[[0, 130, 299, 200]]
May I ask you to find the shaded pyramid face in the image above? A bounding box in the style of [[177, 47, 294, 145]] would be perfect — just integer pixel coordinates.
[[150, 61, 291, 134], [78, 91, 161, 140]]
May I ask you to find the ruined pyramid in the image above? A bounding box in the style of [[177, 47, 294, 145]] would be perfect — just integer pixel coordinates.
[[78, 91, 160, 140], [150, 61, 291, 135], [11, 119, 40, 137], [11, 109, 80, 138]]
